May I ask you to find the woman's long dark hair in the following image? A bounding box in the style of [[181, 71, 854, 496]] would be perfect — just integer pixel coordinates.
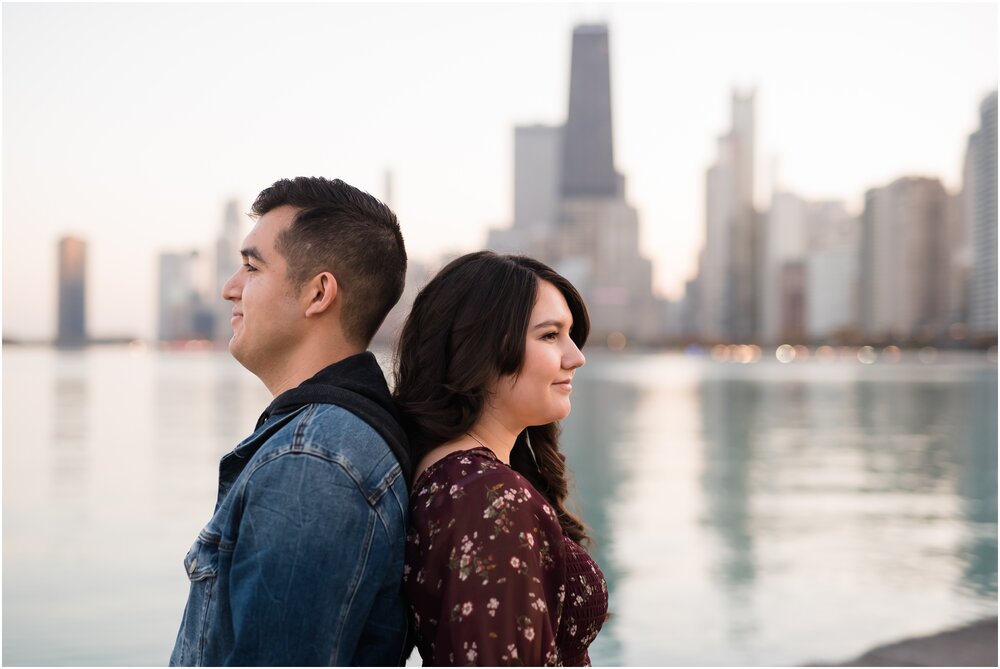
[[392, 251, 591, 544]]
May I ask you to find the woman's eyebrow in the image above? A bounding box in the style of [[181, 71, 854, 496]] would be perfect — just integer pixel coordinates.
[[531, 319, 569, 330]]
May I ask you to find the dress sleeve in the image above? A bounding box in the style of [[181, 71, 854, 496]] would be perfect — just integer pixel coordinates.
[[409, 464, 567, 666]]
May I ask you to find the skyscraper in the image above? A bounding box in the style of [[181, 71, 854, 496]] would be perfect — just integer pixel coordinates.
[[515, 124, 562, 233], [560, 24, 618, 198], [805, 202, 858, 342], [552, 24, 663, 342], [159, 250, 214, 342], [758, 191, 808, 344], [488, 124, 562, 255], [696, 90, 758, 343], [968, 90, 998, 338], [860, 176, 949, 342], [57, 236, 87, 346], [213, 199, 243, 342], [487, 23, 666, 344]]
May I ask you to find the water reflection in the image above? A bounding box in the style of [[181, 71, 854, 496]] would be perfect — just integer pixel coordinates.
[[3, 349, 996, 666], [51, 351, 90, 504], [700, 379, 759, 587], [561, 373, 639, 665], [955, 370, 998, 599], [699, 378, 760, 648]]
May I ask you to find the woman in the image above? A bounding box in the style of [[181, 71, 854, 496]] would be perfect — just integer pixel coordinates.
[[393, 251, 607, 666]]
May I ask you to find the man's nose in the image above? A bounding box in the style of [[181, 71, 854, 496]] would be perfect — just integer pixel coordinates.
[[222, 269, 242, 302]]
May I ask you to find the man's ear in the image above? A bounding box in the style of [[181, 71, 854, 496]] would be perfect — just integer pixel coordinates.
[[303, 272, 339, 317]]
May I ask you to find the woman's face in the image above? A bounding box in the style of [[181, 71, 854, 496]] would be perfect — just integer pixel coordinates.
[[490, 280, 586, 429]]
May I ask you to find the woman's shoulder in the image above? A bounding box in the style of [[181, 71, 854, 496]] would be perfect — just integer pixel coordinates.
[[414, 448, 530, 495], [410, 449, 558, 527]]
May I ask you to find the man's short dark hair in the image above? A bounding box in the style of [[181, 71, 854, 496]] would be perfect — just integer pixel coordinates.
[[251, 176, 407, 346]]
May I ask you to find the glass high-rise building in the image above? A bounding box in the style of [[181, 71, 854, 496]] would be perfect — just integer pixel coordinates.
[[57, 236, 87, 346], [969, 90, 998, 337]]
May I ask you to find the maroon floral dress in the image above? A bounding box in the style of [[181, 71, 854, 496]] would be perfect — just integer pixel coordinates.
[[404, 448, 608, 666]]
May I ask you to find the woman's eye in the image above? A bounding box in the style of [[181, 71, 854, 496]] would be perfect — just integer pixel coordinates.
[[542, 331, 559, 341]]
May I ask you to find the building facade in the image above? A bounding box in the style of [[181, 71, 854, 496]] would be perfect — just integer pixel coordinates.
[[213, 199, 244, 342], [158, 250, 214, 342], [968, 91, 998, 338], [57, 236, 87, 346], [488, 23, 666, 344], [860, 177, 950, 342], [697, 90, 758, 343]]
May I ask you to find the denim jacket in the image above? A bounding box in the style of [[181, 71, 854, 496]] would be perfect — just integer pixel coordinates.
[[170, 353, 410, 666]]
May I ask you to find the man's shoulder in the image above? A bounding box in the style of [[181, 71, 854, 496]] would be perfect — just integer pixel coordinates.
[[260, 403, 403, 483]]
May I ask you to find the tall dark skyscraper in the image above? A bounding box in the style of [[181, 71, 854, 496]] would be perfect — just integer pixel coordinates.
[[57, 236, 87, 346], [560, 24, 618, 198], [488, 22, 667, 344]]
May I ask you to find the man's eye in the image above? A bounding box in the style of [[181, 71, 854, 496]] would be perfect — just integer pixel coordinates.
[[243, 263, 257, 272]]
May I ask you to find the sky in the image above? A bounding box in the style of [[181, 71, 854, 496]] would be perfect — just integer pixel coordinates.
[[3, 1, 997, 341]]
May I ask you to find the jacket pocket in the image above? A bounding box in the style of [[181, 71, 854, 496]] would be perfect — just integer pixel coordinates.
[[169, 533, 221, 666]]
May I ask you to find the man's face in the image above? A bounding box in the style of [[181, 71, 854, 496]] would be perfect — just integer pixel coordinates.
[[222, 205, 305, 376]]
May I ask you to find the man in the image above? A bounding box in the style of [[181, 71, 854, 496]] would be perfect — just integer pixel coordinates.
[[170, 177, 412, 666]]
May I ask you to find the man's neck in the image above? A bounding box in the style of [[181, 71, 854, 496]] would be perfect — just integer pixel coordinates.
[[263, 340, 365, 397]]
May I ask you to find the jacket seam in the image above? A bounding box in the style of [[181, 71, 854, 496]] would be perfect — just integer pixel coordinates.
[[237, 449, 372, 511], [330, 506, 376, 663], [239, 407, 402, 505]]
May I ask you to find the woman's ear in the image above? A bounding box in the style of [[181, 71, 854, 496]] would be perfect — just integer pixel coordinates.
[[303, 272, 339, 317]]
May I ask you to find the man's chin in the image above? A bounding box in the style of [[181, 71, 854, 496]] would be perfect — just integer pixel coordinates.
[[228, 336, 248, 367]]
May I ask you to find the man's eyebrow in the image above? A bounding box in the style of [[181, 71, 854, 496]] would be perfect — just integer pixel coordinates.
[[240, 247, 267, 265]]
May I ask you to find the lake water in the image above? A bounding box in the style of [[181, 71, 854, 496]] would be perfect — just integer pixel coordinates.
[[3, 346, 996, 665]]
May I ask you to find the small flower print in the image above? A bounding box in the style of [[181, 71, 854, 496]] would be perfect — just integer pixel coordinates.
[[405, 449, 608, 666]]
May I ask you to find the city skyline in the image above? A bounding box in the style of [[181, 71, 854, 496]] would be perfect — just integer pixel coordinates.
[[3, 2, 997, 340]]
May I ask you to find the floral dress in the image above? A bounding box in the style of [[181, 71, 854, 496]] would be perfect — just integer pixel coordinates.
[[404, 448, 608, 666]]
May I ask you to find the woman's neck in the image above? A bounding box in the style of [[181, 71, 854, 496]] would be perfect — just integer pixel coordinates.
[[465, 414, 520, 465]]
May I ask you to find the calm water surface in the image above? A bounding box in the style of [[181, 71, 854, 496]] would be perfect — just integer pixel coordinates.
[[3, 346, 996, 665]]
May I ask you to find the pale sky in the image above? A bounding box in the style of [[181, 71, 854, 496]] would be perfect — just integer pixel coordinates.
[[3, 1, 997, 340]]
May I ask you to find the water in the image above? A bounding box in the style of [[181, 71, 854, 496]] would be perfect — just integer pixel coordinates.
[[3, 346, 996, 665]]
